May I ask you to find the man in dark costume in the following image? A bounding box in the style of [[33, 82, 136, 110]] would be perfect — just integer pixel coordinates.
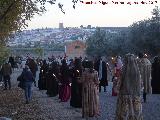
[[151, 56, 160, 94], [38, 60, 49, 90], [70, 58, 82, 108], [94, 57, 108, 92], [46, 61, 59, 97]]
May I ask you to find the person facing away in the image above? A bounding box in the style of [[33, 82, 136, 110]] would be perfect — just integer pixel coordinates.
[[8, 56, 15, 70], [21, 65, 35, 104], [26, 58, 38, 86], [80, 60, 100, 118], [59, 59, 71, 102], [138, 52, 152, 103], [1, 61, 12, 90], [70, 58, 82, 108], [38, 60, 49, 90], [115, 53, 143, 120], [46, 61, 59, 97], [151, 56, 160, 94], [94, 56, 108, 92]]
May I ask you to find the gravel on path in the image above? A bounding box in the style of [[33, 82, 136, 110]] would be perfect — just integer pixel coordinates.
[[0, 69, 160, 120]]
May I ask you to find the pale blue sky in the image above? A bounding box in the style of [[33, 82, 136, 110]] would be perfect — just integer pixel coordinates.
[[27, 0, 159, 29]]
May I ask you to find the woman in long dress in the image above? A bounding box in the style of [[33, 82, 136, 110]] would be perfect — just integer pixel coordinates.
[[46, 61, 59, 97], [112, 63, 119, 96], [115, 54, 143, 120], [38, 60, 49, 90], [80, 61, 100, 118], [112, 56, 123, 96], [59, 59, 71, 102], [70, 58, 82, 108]]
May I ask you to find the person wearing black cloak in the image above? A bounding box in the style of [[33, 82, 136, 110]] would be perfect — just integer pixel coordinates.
[[151, 56, 160, 94], [94, 57, 108, 92], [46, 61, 60, 97], [38, 60, 49, 90], [70, 58, 82, 108], [9, 56, 15, 70], [59, 59, 71, 102]]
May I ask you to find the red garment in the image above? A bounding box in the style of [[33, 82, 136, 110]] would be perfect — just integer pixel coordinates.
[[59, 84, 71, 102], [112, 88, 117, 96]]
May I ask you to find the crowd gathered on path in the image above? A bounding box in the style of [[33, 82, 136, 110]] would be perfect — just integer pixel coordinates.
[[0, 53, 160, 120]]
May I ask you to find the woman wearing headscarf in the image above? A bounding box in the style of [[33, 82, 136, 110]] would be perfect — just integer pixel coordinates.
[[151, 56, 160, 94], [70, 58, 82, 108], [80, 61, 100, 118], [115, 54, 143, 120], [59, 59, 71, 102]]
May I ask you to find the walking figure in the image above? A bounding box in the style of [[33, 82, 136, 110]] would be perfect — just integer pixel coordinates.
[[1, 61, 12, 90]]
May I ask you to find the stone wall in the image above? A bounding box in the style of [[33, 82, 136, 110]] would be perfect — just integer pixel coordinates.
[[65, 40, 86, 58]]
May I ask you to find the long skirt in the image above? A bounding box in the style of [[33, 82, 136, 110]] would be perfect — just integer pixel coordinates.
[[112, 78, 118, 96], [70, 83, 82, 108], [59, 84, 71, 102], [115, 95, 143, 120], [47, 80, 58, 97], [82, 85, 99, 118]]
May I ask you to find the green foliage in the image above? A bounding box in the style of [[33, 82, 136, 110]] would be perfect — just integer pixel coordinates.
[[51, 43, 65, 51], [86, 28, 108, 56], [0, 0, 80, 44], [152, 6, 160, 21], [129, 6, 160, 56], [0, 0, 61, 44], [86, 6, 160, 57], [86, 28, 129, 57], [34, 47, 43, 57], [0, 45, 10, 65]]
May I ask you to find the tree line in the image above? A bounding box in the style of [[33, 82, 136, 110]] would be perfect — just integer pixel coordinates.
[[86, 6, 160, 57]]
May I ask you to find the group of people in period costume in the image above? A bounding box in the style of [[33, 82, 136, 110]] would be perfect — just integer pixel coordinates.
[[1, 52, 160, 120], [115, 53, 160, 120], [37, 57, 100, 118], [35, 53, 160, 119]]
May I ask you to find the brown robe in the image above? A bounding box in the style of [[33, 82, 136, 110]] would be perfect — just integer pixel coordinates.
[[138, 58, 152, 94], [80, 68, 99, 118], [115, 54, 143, 120]]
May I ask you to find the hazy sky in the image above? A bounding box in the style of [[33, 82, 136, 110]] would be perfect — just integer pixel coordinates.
[[27, 0, 159, 29]]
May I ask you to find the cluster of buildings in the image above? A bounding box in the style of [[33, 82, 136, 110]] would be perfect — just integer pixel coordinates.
[[8, 23, 127, 58], [8, 26, 95, 47]]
